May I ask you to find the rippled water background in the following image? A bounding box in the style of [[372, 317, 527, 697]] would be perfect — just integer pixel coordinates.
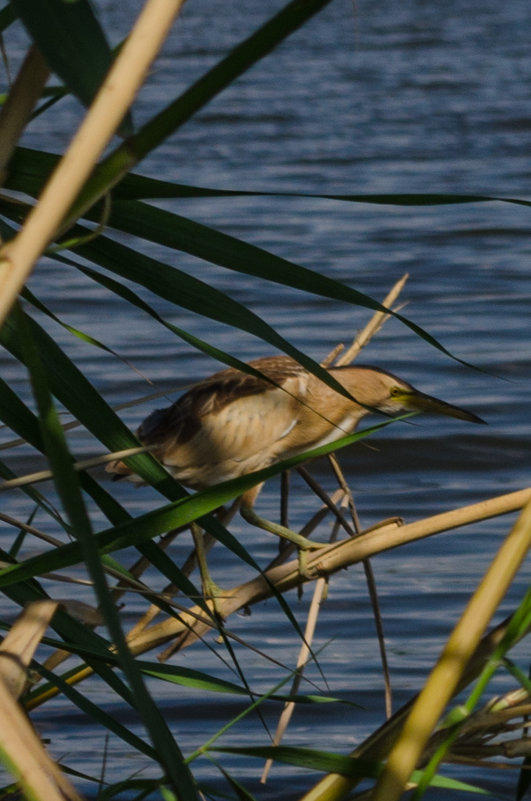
[[1, 0, 531, 798]]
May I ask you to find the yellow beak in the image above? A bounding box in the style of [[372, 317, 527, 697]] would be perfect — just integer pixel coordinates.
[[396, 389, 486, 424]]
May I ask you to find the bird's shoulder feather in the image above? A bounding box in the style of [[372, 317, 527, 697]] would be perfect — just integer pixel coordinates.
[[138, 356, 307, 448]]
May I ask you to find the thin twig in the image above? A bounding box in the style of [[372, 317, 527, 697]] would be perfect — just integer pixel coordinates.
[[296, 467, 357, 537], [0, 446, 149, 491], [328, 454, 393, 719], [259, 580, 330, 783], [260, 495, 345, 784]]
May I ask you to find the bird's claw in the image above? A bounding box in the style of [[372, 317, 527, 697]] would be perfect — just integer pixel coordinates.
[[297, 542, 328, 579]]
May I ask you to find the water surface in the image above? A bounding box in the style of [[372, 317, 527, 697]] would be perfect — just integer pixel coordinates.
[[1, 0, 531, 798]]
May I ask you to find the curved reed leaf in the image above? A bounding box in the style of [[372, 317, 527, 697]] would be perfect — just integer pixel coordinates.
[[101, 199, 472, 365], [137, 660, 347, 706], [15, 304, 198, 798], [22, 286, 137, 364], [214, 746, 488, 794], [6, 145, 531, 208], [114, 174, 531, 208], [67, 222, 361, 399]]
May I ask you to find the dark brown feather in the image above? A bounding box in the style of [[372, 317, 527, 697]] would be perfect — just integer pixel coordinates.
[[138, 356, 305, 448]]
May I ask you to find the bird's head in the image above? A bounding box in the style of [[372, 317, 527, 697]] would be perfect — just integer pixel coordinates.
[[335, 366, 485, 424], [367, 368, 485, 424]]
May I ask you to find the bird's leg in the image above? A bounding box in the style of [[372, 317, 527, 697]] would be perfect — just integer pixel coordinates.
[[238, 486, 329, 577], [240, 504, 329, 578], [278, 470, 292, 558], [189, 500, 242, 612], [190, 522, 224, 614]]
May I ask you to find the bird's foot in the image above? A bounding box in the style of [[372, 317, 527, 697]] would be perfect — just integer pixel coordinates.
[[297, 547, 317, 579], [240, 505, 328, 579], [200, 577, 227, 622], [296, 537, 333, 579]]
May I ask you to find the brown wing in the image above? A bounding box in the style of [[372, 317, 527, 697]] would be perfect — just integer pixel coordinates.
[[135, 356, 310, 487], [138, 356, 305, 444]]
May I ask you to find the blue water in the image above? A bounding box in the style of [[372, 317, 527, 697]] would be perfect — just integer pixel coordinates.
[[1, 0, 531, 798]]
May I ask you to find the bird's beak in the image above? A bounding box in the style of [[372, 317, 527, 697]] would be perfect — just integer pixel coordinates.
[[396, 389, 486, 424]]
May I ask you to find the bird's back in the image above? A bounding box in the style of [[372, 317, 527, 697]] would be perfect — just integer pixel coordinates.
[[135, 356, 312, 488]]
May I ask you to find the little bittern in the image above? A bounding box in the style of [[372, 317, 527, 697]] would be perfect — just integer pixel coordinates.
[[107, 355, 484, 579]]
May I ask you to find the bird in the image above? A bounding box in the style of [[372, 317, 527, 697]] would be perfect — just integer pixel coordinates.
[[106, 355, 484, 583]]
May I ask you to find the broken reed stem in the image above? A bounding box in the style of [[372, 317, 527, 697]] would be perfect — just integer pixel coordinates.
[[336, 273, 409, 367], [0, 446, 150, 491], [320, 273, 408, 369], [261, 573, 330, 784]]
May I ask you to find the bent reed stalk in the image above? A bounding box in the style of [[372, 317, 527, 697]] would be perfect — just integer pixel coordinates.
[[23, 483, 531, 713]]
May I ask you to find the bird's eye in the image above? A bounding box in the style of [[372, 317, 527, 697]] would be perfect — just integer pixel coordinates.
[[389, 386, 402, 398]]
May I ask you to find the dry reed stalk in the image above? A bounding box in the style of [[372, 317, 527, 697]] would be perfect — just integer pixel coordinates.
[[0, 601, 58, 699], [314, 486, 531, 576], [260, 571, 331, 784], [128, 486, 531, 655], [372, 496, 531, 801], [0, 675, 84, 801], [0, 0, 187, 328], [9, 483, 530, 680], [0, 601, 82, 801], [0, 46, 50, 179], [24, 485, 531, 711], [334, 273, 409, 367]]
